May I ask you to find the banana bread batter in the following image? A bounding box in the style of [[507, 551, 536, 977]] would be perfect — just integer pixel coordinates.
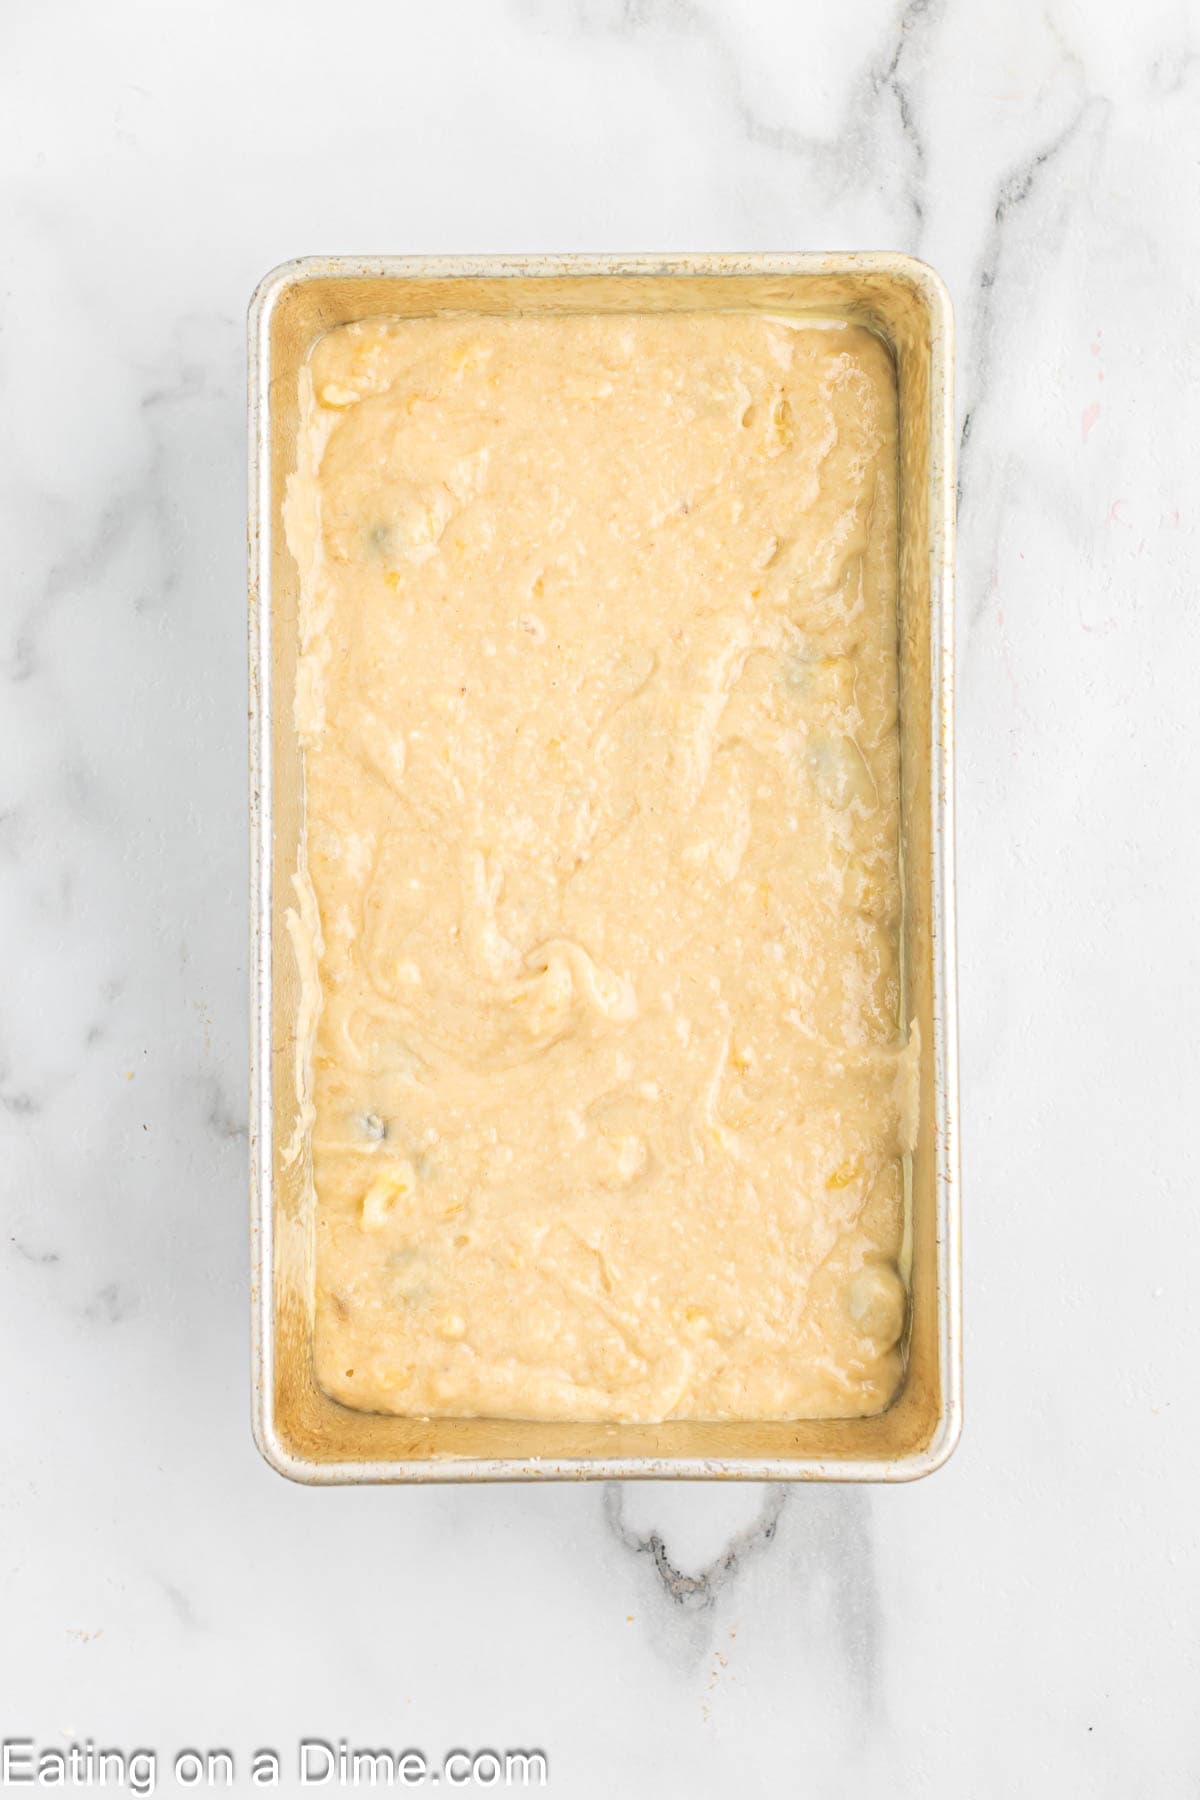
[[286, 310, 914, 1422]]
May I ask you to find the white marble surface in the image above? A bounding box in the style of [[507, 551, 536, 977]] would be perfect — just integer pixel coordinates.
[[2, 1, 1198, 1793]]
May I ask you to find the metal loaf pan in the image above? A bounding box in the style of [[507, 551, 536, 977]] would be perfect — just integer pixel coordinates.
[[248, 253, 960, 1482]]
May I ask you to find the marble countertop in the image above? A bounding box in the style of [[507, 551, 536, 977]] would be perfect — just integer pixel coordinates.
[[2, 1, 1197, 1793]]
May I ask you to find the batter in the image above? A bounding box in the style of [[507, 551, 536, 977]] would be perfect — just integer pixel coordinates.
[[285, 310, 914, 1423]]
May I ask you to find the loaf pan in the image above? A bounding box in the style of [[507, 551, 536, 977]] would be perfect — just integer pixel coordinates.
[[248, 253, 960, 1482]]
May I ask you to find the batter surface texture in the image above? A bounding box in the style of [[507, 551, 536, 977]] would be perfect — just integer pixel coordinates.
[[286, 310, 913, 1423]]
